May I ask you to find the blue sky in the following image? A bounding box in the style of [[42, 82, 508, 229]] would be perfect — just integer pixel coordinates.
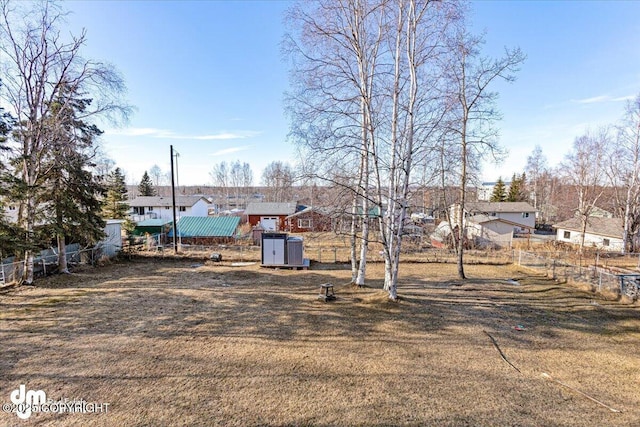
[[66, 0, 640, 186]]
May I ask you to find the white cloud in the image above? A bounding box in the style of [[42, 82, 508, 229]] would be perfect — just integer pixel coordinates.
[[572, 95, 610, 104], [105, 128, 260, 140], [210, 146, 252, 156], [572, 94, 634, 105], [612, 95, 635, 102]]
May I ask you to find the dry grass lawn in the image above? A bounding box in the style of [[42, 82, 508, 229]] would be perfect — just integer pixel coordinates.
[[0, 258, 639, 426]]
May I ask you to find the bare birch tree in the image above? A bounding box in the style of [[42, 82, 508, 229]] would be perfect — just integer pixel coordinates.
[[285, 0, 384, 286], [525, 145, 546, 210], [210, 161, 229, 210], [441, 23, 524, 279], [0, 0, 129, 284], [561, 128, 611, 254], [609, 94, 640, 252], [375, 0, 457, 299], [261, 161, 294, 203]]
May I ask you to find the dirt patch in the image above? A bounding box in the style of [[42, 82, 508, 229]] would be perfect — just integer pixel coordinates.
[[0, 259, 638, 426]]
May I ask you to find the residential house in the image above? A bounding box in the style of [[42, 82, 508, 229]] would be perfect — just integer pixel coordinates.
[[450, 202, 536, 234], [553, 217, 624, 251], [285, 206, 334, 233], [246, 202, 298, 231], [466, 215, 534, 248], [168, 216, 241, 245], [430, 214, 532, 249], [128, 196, 214, 221]]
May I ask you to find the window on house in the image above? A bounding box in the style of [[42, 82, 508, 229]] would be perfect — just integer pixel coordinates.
[[490, 212, 496, 216], [165, 206, 170, 210], [179, 206, 186, 212], [522, 212, 529, 218], [298, 219, 312, 229], [8, 205, 16, 211], [603, 239, 610, 246], [563, 231, 570, 239], [148, 206, 153, 211]]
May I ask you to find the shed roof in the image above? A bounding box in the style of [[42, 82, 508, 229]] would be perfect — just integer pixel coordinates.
[[465, 202, 536, 213], [245, 202, 297, 216], [285, 206, 334, 219], [553, 217, 623, 239], [168, 216, 240, 238], [468, 214, 534, 229], [136, 218, 173, 227], [129, 196, 208, 208]]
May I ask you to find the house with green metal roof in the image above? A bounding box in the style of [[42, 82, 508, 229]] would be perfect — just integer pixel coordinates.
[[168, 216, 241, 245]]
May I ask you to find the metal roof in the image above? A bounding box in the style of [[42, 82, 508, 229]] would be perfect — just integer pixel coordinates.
[[136, 218, 173, 227], [465, 202, 536, 213], [553, 217, 623, 239], [245, 202, 297, 216], [129, 196, 209, 208], [468, 214, 535, 229], [168, 216, 240, 238]]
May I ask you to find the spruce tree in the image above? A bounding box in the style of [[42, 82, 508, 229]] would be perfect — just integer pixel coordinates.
[[0, 94, 18, 257], [507, 174, 520, 202], [40, 83, 107, 272], [103, 168, 130, 219], [490, 177, 507, 202], [138, 171, 156, 196], [507, 173, 527, 202]]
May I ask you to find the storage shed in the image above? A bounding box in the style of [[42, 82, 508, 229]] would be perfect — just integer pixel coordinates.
[[261, 233, 308, 269]]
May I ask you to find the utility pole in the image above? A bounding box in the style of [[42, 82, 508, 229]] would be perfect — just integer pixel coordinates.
[[170, 145, 178, 254]]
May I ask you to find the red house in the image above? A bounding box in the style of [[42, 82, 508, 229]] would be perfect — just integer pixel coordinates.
[[246, 202, 297, 231], [286, 207, 334, 233]]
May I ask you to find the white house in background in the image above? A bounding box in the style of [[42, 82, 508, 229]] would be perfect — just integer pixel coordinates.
[[466, 215, 532, 248], [431, 214, 532, 249], [553, 217, 624, 251], [450, 202, 537, 233], [128, 196, 214, 221]]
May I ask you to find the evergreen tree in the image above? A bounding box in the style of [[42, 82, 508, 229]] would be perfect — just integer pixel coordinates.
[[138, 171, 155, 196], [507, 173, 527, 202], [490, 177, 507, 202], [103, 168, 129, 219], [0, 92, 18, 257], [519, 172, 528, 201], [507, 174, 520, 202], [40, 83, 107, 272]]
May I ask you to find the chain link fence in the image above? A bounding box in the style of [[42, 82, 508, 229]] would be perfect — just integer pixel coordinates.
[[516, 250, 638, 300], [1, 243, 120, 286]]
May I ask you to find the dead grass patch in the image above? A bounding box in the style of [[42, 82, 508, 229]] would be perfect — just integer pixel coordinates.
[[0, 258, 638, 426]]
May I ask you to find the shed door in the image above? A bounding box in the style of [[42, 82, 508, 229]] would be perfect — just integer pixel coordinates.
[[260, 217, 279, 231], [263, 237, 285, 264]]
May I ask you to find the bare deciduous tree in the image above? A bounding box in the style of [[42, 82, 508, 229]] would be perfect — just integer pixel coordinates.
[[608, 94, 640, 252], [261, 161, 293, 203], [442, 23, 524, 279], [561, 128, 611, 254], [0, 0, 129, 284], [210, 161, 229, 210]]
